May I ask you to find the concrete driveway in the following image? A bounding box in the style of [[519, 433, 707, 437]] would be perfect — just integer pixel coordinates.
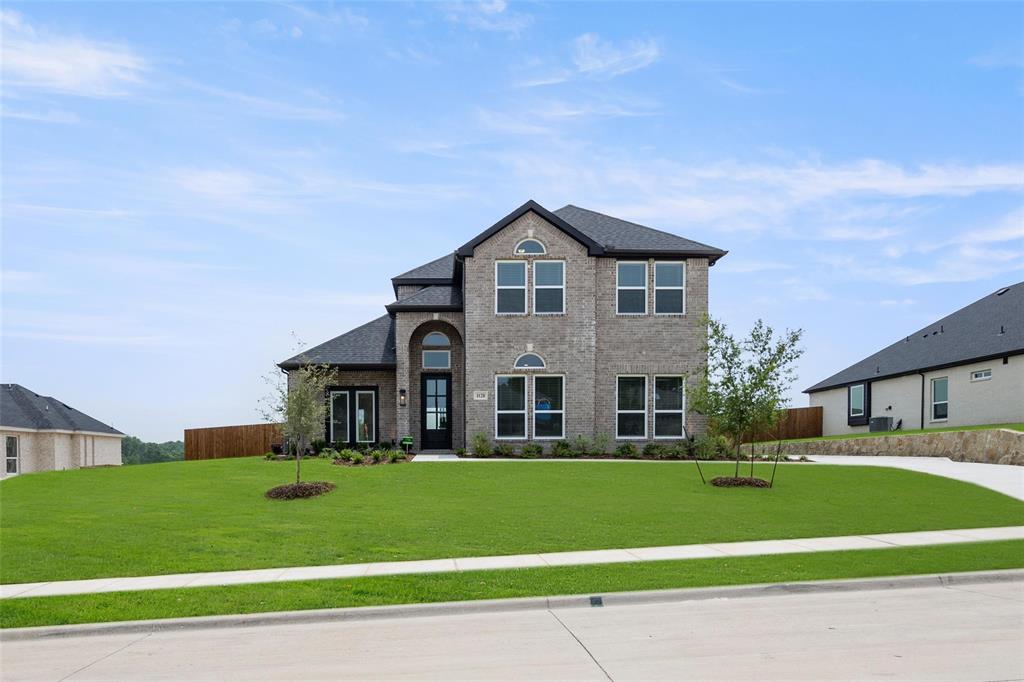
[[3, 577, 1022, 681], [809, 455, 1024, 500]]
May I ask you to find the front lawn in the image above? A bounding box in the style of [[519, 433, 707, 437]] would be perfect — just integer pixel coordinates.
[[2, 540, 1021, 629], [1, 458, 1022, 584]]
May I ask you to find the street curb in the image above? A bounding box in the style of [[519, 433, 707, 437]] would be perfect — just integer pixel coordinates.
[[3, 569, 1021, 641]]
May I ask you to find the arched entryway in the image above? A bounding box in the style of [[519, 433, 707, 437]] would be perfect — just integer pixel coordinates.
[[408, 321, 464, 451]]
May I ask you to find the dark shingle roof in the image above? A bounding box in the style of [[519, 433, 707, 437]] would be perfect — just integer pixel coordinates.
[[0, 384, 123, 435], [279, 314, 396, 369], [553, 205, 727, 261], [805, 282, 1024, 393], [392, 253, 456, 283], [386, 286, 463, 313]]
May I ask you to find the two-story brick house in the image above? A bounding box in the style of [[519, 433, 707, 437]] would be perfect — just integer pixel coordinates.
[[279, 200, 727, 451]]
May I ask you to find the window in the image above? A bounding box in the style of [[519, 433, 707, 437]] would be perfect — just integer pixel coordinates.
[[496, 375, 526, 438], [330, 392, 349, 443], [931, 377, 948, 421], [5, 436, 18, 475], [515, 238, 546, 255], [533, 375, 564, 439], [617, 262, 647, 314], [356, 390, 376, 442], [423, 331, 450, 346], [422, 350, 451, 369], [496, 261, 526, 314], [514, 353, 545, 369], [533, 261, 565, 314], [849, 384, 865, 417], [616, 376, 647, 438], [971, 369, 992, 382], [654, 262, 685, 314], [654, 376, 685, 438]]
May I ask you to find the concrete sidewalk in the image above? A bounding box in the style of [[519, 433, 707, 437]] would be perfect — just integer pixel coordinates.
[[3, 525, 1021, 601]]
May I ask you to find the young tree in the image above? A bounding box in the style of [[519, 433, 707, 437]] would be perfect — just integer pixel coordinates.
[[259, 361, 333, 485], [692, 317, 804, 480]]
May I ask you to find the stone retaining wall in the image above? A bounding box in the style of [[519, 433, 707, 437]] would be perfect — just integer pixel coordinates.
[[752, 428, 1024, 466]]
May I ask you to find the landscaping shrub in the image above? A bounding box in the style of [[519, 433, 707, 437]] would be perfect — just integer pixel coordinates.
[[264, 451, 275, 460], [615, 442, 639, 458], [571, 435, 591, 458], [471, 432, 492, 458], [494, 442, 515, 458], [551, 440, 573, 457], [370, 449, 385, 463], [310, 439, 327, 455], [386, 450, 405, 463], [349, 452, 364, 465], [455, 447, 466, 457], [694, 434, 731, 460], [643, 442, 669, 459], [521, 443, 543, 458], [265, 481, 335, 500], [318, 447, 338, 460], [592, 433, 611, 456], [669, 440, 692, 459]]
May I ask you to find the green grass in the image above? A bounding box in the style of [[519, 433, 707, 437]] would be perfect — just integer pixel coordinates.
[[773, 422, 1024, 444], [2, 540, 1021, 629], [3, 458, 1022, 584]]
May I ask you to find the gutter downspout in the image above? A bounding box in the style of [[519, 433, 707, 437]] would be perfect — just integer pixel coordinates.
[[918, 372, 926, 430]]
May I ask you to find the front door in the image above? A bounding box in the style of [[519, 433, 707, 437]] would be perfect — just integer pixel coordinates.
[[421, 374, 452, 450]]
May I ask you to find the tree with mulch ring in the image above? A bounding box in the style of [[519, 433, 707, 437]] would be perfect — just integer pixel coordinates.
[[711, 476, 770, 488], [265, 481, 336, 500]]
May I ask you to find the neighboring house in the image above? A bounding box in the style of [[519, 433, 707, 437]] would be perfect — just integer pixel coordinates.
[[0, 384, 124, 476], [280, 200, 727, 451], [805, 283, 1024, 436]]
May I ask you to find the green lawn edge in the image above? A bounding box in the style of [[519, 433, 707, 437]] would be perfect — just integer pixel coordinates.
[[762, 422, 1024, 445], [4, 540, 1022, 629]]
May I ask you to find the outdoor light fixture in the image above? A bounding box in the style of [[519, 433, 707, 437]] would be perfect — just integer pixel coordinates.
[[399, 389, 407, 407]]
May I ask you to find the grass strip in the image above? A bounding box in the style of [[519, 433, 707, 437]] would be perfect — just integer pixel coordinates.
[[3, 540, 1022, 629]]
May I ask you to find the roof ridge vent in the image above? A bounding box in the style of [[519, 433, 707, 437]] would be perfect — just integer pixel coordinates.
[[999, 325, 1006, 335], [996, 287, 1010, 296]]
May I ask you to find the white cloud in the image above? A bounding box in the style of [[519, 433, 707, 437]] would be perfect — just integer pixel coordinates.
[[184, 81, 345, 122], [949, 207, 1024, 244], [0, 9, 148, 97], [571, 33, 661, 79], [477, 108, 553, 136], [968, 48, 1024, 69], [718, 77, 783, 95], [817, 227, 902, 241], [0, 107, 79, 124], [880, 298, 916, 307], [442, 1, 532, 35], [716, 260, 793, 274]]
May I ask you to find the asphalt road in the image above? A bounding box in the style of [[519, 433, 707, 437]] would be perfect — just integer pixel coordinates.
[[3, 580, 1022, 681]]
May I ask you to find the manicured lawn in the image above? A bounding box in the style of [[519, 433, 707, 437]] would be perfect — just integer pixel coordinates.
[[1, 457, 1022, 584], [772, 422, 1024, 444], [2, 540, 1021, 629]]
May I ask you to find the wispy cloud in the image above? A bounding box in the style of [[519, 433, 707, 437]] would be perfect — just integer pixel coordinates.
[[442, 1, 532, 35], [968, 47, 1024, 69], [183, 81, 345, 122], [716, 260, 793, 274], [718, 77, 783, 95], [572, 33, 661, 79], [477, 108, 554, 136], [0, 107, 79, 124], [817, 226, 902, 241], [0, 9, 148, 97]]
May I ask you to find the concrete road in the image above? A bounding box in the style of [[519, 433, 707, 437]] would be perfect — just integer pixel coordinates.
[[3, 580, 1022, 681]]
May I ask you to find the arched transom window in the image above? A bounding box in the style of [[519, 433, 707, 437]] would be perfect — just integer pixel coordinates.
[[423, 331, 450, 347], [513, 353, 545, 369], [515, 239, 546, 255]]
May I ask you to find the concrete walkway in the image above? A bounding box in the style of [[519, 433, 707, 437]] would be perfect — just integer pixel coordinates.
[[3, 525, 1021, 600], [809, 456, 1024, 501]]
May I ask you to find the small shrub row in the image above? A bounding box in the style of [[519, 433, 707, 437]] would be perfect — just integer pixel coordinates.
[[460, 433, 746, 460], [332, 448, 406, 466]]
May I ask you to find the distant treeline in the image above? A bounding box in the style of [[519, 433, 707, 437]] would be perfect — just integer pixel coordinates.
[[122, 436, 184, 465]]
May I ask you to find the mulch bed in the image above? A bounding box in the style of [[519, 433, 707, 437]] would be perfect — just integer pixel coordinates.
[[332, 457, 407, 467], [710, 476, 771, 488], [265, 481, 336, 500]]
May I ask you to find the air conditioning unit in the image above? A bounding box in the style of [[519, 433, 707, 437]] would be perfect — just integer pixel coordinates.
[[869, 416, 893, 432]]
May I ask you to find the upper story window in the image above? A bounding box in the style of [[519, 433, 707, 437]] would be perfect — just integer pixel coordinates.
[[533, 261, 565, 314], [654, 262, 685, 314], [423, 332, 450, 347], [514, 353, 545, 369], [496, 261, 526, 314], [515, 239, 546, 255], [616, 262, 647, 315]]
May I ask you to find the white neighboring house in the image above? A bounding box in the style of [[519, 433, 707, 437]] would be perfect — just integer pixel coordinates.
[[805, 283, 1024, 436], [0, 384, 124, 476]]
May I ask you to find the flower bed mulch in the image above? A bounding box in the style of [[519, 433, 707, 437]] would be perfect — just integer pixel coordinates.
[[331, 456, 407, 467], [265, 481, 336, 500], [710, 476, 771, 488]]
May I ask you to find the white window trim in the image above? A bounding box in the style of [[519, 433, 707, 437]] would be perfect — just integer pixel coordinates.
[[355, 390, 376, 443], [533, 260, 565, 315], [422, 349, 451, 370], [515, 238, 546, 255], [533, 374, 565, 440], [495, 374, 528, 440], [970, 369, 992, 382], [329, 391, 349, 443], [654, 261, 686, 316], [423, 331, 450, 347], [653, 375, 686, 439], [495, 260, 527, 315], [930, 377, 948, 423], [616, 374, 648, 439], [616, 261, 648, 315], [5, 435, 19, 475], [849, 383, 865, 417]]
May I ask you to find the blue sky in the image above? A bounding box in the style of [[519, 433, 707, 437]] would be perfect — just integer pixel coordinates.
[[2, 2, 1022, 442]]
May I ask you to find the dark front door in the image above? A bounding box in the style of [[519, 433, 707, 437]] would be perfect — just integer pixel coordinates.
[[421, 374, 452, 450]]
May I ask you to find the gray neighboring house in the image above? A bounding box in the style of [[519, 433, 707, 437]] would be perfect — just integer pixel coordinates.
[[1, 384, 124, 476], [805, 282, 1024, 436], [280, 200, 727, 451]]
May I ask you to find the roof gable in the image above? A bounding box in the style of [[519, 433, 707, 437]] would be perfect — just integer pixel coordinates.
[[805, 282, 1024, 393], [0, 384, 123, 435], [456, 200, 604, 258], [279, 314, 396, 369]]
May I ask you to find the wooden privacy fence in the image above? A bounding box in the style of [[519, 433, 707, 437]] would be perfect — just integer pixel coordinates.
[[184, 423, 283, 460], [745, 406, 823, 443]]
